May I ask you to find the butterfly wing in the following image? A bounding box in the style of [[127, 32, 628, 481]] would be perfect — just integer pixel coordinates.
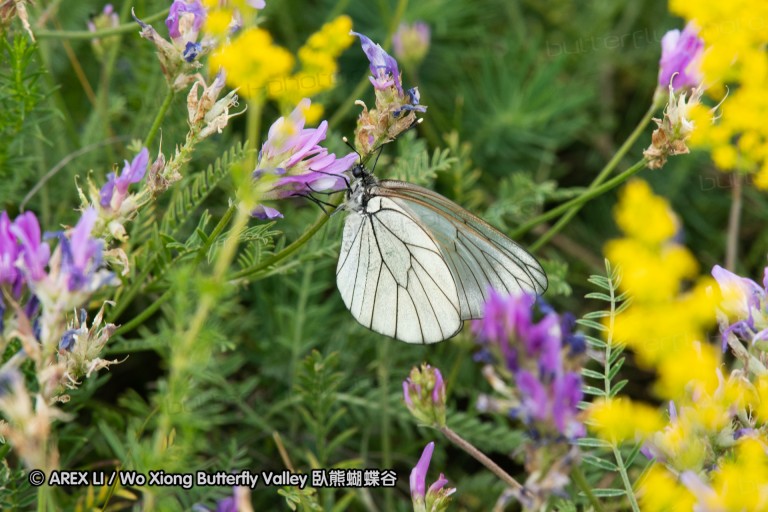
[[336, 195, 463, 344], [376, 180, 548, 320]]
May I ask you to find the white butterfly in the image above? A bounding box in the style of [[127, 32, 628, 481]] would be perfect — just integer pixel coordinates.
[[336, 164, 547, 344]]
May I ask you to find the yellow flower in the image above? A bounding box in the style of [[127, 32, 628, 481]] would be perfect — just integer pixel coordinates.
[[703, 438, 768, 510], [267, 15, 354, 123], [638, 463, 696, 512], [209, 28, 294, 97], [612, 180, 677, 245], [587, 397, 664, 443], [669, 0, 768, 188], [654, 341, 720, 400]]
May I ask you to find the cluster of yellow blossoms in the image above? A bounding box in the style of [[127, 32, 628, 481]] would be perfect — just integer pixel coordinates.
[[670, 0, 768, 188], [206, 1, 353, 122], [588, 179, 768, 511]]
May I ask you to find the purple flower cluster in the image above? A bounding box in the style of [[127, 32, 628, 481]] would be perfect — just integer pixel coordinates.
[[100, 148, 149, 213], [658, 23, 704, 91], [403, 364, 447, 427], [472, 290, 586, 440], [166, 0, 206, 61], [252, 98, 357, 219], [712, 264, 768, 349], [0, 211, 50, 299]]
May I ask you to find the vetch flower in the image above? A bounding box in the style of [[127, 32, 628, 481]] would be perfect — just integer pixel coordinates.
[[252, 98, 356, 218], [712, 264, 768, 349], [10, 211, 50, 284], [133, 9, 200, 90], [187, 71, 241, 140], [658, 23, 704, 92], [644, 84, 704, 169], [99, 148, 149, 213], [166, 0, 206, 49], [57, 303, 118, 387], [393, 22, 430, 70], [403, 364, 447, 427], [351, 31, 427, 156], [472, 290, 585, 440], [59, 208, 104, 292], [409, 442, 455, 512], [87, 4, 120, 59], [0, 211, 23, 296]]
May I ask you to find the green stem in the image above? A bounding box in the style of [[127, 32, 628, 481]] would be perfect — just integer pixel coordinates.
[[145, 88, 175, 149], [34, 9, 169, 40], [571, 465, 605, 512], [528, 105, 656, 251], [511, 158, 648, 241], [112, 289, 171, 337], [230, 211, 331, 280], [613, 447, 640, 512], [109, 204, 236, 324]]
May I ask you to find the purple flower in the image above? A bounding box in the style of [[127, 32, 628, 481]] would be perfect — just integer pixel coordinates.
[[393, 21, 430, 69], [472, 291, 585, 440], [10, 211, 50, 283], [59, 208, 103, 292], [403, 364, 447, 427], [100, 148, 149, 212], [253, 98, 357, 218], [410, 441, 434, 501], [87, 4, 119, 33], [166, 0, 206, 46], [247, 0, 266, 8], [409, 442, 456, 511], [352, 31, 403, 95], [712, 264, 768, 349], [658, 23, 704, 90], [0, 212, 22, 294]]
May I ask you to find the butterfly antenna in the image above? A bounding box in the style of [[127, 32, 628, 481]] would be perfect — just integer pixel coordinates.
[[371, 144, 385, 172], [342, 136, 362, 163]]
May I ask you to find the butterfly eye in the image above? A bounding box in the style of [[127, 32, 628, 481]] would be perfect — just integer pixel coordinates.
[[352, 165, 365, 179]]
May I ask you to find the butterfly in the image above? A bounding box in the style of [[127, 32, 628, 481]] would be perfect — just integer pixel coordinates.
[[336, 163, 547, 344]]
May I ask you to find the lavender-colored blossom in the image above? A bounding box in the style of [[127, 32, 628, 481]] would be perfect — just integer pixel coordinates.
[[352, 31, 403, 95], [253, 98, 357, 218], [59, 208, 103, 292], [410, 441, 434, 500], [87, 4, 118, 33], [403, 364, 447, 427], [393, 21, 430, 68], [712, 264, 768, 349], [10, 211, 50, 283], [409, 442, 456, 511], [166, 0, 206, 45], [472, 290, 585, 440], [247, 0, 266, 8], [100, 148, 149, 212], [0, 212, 22, 294], [658, 23, 704, 90], [251, 205, 283, 220]]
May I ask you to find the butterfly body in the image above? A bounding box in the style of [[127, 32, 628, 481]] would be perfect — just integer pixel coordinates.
[[336, 164, 547, 344]]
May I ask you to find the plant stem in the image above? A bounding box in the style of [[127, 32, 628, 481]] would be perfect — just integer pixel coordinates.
[[439, 425, 524, 493], [145, 88, 175, 149], [571, 465, 605, 512], [511, 158, 648, 241], [112, 204, 237, 333], [35, 9, 169, 40], [230, 211, 332, 280], [725, 172, 742, 271], [612, 447, 640, 512], [529, 105, 657, 251]]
